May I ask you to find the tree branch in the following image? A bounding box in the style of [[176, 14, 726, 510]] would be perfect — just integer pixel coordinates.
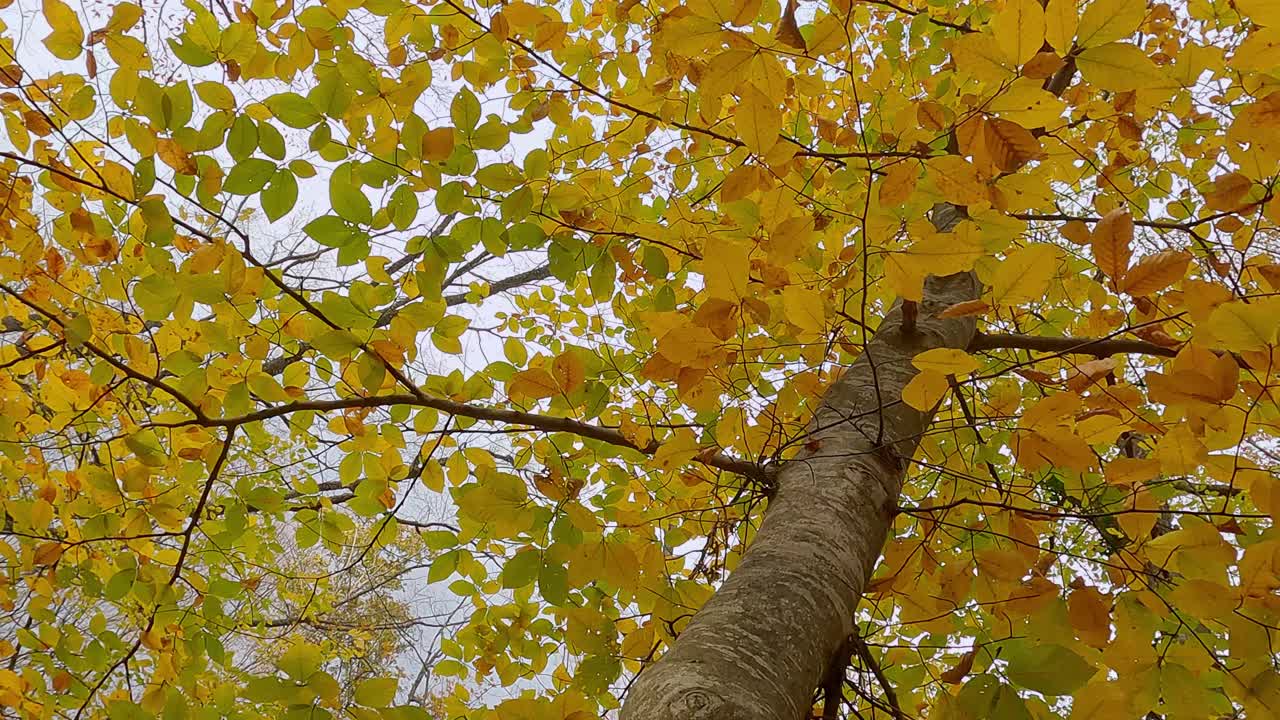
[[970, 331, 1179, 359]]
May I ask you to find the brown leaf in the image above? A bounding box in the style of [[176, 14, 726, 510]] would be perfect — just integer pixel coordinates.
[[917, 101, 949, 131], [1204, 171, 1252, 211], [1133, 325, 1181, 348], [156, 139, 198, 175], [0, 65, 23, 87], [722, 165, 762, 203], [1119, 250, 1191, 296], [983, 118, 1044, 172], [940, 650, 976, 684], [1091, 208, 1133, 283], [1022, 51, 1065, 79], [776, 0, 806, 50], [1015, 368, 1061, 386], [1067, 586, 1112, 648]]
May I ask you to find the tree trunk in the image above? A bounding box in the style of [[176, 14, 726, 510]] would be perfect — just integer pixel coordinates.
[[620, 208, 979, 720]]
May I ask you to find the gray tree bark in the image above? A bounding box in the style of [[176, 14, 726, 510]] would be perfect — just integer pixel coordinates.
[[620, 207, 979, 720]]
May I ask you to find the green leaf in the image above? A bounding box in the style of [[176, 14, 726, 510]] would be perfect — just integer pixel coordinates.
[[428, 549, 462, 583], [304, 215, 360, 248], [1004, 643, 1096, 696], [275, 641, 323, 681], [258, 121, 287, 159], [224, 158, 275, 195], [262, 169, 298, 222], [227, 116, 258, 161], [501, 548, 541, 589], [451, 87, 482, 132], [331, 163, 373, 225], [354, 677, 398, 707], [265, 92, 322, 128], [958, 676, 1032, 720], [388, 185, 419, 231], [538, 562, 569, 605]]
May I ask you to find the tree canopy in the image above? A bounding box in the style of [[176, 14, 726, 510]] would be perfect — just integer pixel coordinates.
[[1, 0, 1279, 717]]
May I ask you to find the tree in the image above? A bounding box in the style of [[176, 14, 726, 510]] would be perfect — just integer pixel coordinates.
[[1, 0, 1279, 717]]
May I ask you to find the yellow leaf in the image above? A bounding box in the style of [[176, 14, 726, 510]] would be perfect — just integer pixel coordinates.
[[1076, 0, 1146, 48], [951, 33, 1016, 83], [1090, 208, 1132, 283], [991, 0, 1045, 65], [620, 623, 655, 659], [552, 351, 585, 393], [702, 241, 751, 301], [1119, 250, 1190, 296], [43, 0, 84, 60], [782, 285, 825, 334], [927, 156, 988, 207], [1238, 0, 1280, 26], [986, 78, 1068, 129], [730, 0, 763, 25], [1077, 42, 1169, 92], [902, 370, 949, 411], [906, 222, 983, 275], [33, 542, 63, 566], [990, 244, 1060, 306], [939, 299, 990, 318], [1015, 429, 1096, 471], [1154, 424, 1206, 474], [650, 428, 700, 471], [878, 162, 918, 206], [105, 3, 142, 32], [1043, 0, 1079, 53], [508, 368, 559, 400], [156, 139, 198, 175], [735, 85, 781, 155], [808, 13, 847, 55], [1209, 301, 1279, 351], [884, 252, 926, 302], [1104, 457, 1160, 486], [912, 348, 979, 376]]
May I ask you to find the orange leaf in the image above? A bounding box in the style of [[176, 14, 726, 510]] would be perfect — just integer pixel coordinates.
[[916, 101, 949, 131], [938, 299, 990, 318], [878, 163, 918, 206], [552, 351, 585, 394], [1090, 208, 1132, 283], [1059, 219, 1092, 245], [422, 127, 455, 162], [983, 118, 1043, 172], [33, 542, 63, 566], [1067, 586, 1112, 648], [1203, 172, 1251, 211], [157, 139, 198, 175], [1119, 250, 1191, 296], [509, 368, 559, 400], [1022, 51, 1065, 79]]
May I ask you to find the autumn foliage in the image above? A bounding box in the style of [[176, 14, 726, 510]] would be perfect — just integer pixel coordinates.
[[1, 0, 1280, 717]]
